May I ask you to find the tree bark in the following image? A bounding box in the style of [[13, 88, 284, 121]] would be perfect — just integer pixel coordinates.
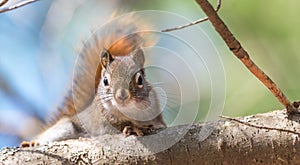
[[1, 109, 300, 164]]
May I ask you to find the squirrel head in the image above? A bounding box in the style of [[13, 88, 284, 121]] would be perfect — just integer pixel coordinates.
[[97, 48, 163, 123], [99, 47, 147, 106]]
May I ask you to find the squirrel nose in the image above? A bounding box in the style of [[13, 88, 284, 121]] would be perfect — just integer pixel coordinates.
[[116, 88, 130, 102]]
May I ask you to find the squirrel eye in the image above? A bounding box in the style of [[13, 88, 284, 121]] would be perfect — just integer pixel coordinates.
[[103, 77, 109, 86], [135, 72, 143, 88]]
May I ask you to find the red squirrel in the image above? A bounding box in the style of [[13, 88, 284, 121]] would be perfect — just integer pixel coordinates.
[[21, 13, 166, 147]]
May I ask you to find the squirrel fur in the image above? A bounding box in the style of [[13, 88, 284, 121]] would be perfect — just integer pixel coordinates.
[[21, 13, 166, 147]]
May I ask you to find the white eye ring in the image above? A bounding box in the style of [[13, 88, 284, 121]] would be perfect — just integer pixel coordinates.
[[135, 72, 143, 88]]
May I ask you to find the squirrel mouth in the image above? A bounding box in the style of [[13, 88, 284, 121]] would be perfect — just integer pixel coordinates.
[[115, 99, 131, 108], [114, 98, 150, 110], [118, 101, 127, 107], [110, 98, 127, 108]]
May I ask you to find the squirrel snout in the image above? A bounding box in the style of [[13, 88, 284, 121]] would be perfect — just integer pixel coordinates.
[[115, 88, 130, 103]]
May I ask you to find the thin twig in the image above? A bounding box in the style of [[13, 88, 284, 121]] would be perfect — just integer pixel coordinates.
[[161, 0, 221, 32], [0, 0, 40, 14], [0, 0, 8, 7], [220, 115, 300, 136], [195, 0, 298, 113]]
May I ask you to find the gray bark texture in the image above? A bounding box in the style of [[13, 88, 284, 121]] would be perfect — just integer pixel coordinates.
[[1, 109, 300, 165]]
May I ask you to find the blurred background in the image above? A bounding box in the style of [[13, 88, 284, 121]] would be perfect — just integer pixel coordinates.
[[0, 0, 299, 147]]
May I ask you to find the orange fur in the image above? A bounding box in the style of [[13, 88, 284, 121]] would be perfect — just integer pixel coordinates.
[[52, 12, 157, 122]]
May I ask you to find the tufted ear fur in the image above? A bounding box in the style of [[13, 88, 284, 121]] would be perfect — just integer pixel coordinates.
[[131, 48, 145, 67], [100, 49, 114, 69]]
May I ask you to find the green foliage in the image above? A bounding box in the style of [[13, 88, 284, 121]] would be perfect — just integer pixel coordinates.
[[220, 0, 300, 116]]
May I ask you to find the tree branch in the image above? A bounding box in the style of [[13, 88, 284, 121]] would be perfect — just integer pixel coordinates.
[[0, 0, 40, 14], [161, 0, 221, 32], [220, 115, 300, 136], [1, 110, 300, 164], [195, 0, 298, 113], [0, 0, 8, 7]]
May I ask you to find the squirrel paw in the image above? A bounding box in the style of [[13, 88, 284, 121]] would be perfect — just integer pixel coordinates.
[[20, 141, 40, 148], [122, 126, 144, 136]]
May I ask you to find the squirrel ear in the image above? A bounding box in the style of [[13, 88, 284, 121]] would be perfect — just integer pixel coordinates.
[[131, 48, 145, 67], [100, 49, 114, 68]]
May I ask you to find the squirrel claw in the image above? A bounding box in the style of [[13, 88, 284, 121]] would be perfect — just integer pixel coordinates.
[[122, 126, 144, 136], [20, 141, 40, 148]]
